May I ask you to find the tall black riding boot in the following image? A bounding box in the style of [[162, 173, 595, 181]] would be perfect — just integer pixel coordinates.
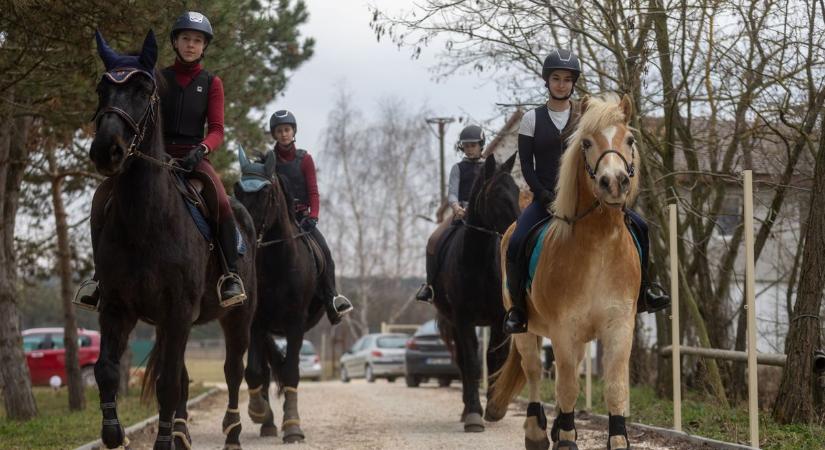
[[310, 227, 353, 325], [503, 253, 528, 334], [626, 211, 671, 314], [415, 250, 436, 303], [217, 219, 246, 307]]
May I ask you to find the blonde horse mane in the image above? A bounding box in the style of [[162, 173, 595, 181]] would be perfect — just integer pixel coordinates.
[[549, 93, 640, 241]]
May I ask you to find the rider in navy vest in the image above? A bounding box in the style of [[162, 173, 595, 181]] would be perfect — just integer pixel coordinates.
[[502, 49, 671, 335], [416, 125, 486, 303], [270, 110, 354, 324], [77, 11, 246, 310]]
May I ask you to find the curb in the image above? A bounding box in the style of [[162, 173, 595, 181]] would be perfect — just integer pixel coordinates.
[[514, 396, 756, 450], [74, 386, 221, 450]]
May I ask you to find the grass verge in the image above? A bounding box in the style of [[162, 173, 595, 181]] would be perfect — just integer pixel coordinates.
[[537, 378, 825, 450], [0, 383, 209, 450]]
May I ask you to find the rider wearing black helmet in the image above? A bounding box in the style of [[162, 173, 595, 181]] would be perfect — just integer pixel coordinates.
[[76, 11, 246, 311], [502, 49, 670, 334], [415, 124, 486, 303], [269, 109, 354, 324]]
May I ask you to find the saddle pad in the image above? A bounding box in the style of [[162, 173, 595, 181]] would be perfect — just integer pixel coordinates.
[[526, 220, 643, 288]]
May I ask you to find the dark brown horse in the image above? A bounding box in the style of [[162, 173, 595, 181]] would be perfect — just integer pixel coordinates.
[[89, 30, 256, 450], [432, 154, 519, 431], [233, 148, 327, 443]]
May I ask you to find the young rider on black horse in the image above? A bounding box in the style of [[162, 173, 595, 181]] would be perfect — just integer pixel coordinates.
[[502, 49, 671, 335], [269, 109, 354, 324], [416, 125, 487, 303], [78, 11, 246, 310]]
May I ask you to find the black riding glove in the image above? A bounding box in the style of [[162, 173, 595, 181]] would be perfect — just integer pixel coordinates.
[[179, 145, 207, 172], [300, 217, 318, 231], [535, 189, 553, 209]]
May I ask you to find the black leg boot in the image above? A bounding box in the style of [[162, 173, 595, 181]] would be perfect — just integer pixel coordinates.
[[415, 250, 436, 303], [503, 253, 528, 334], [626, 211, 671, 314], [310, 227, 353, 325], [217, 219, 246, 307]]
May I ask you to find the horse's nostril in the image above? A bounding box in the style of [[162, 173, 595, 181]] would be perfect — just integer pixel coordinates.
[[619, 173, 630, 191], [599, 176, 610, 191]]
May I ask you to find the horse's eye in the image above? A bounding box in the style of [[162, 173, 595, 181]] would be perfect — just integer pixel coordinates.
[[582, 139, 592, 150], [626, 136, 635, 147]]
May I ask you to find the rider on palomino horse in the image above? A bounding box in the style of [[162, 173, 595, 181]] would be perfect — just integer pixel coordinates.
[[502, 49, 671, 334], [415, 125, 487, 303], [77, 11, 246, 310], [268, 109, 354, 324]]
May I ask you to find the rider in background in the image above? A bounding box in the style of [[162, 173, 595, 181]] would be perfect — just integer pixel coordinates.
[[415, 125, 486, 303], [502, 49, 670, 335], [269, 110, 354, 324]]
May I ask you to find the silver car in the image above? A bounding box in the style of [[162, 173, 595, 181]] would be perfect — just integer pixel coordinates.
[[274, 338, 322, 381], [339, 333, 408, 383]]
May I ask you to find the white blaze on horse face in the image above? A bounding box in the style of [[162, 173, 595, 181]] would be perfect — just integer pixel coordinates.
[[594, 125, 630, 204]]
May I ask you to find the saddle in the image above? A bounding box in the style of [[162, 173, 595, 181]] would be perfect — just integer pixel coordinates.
[[519, 215, 644, 289], [300, 232, 326, 277]]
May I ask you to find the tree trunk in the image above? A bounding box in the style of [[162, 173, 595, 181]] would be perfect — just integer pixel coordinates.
[[47, 147, 85, 410], [772, 111, 825, 424], [0, 94, 38, 420]]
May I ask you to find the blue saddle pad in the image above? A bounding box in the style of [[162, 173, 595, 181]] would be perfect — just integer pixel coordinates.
[[526, 220, 643, 288], [176, 174, 247, 256]]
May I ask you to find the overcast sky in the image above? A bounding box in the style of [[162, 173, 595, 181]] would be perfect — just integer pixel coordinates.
[[270, 0, 505, 173]]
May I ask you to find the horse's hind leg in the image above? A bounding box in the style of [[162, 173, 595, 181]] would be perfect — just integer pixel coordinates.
[[280, 320, 306, 443], [154, 322, 191, 450], [600, 318, 634, 450], [244, 324, 277, 437], [550, 339, 585, 450], [484, 323, 509, 422], [453, 321, 484, 432], [220, 312, 250, 450], [95, 310, 137, 449], [173, 364, 193, 450], [514, 332, 549, 450]]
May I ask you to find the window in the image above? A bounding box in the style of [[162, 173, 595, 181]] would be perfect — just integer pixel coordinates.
[[377, 336, 408, 349], [715, 195, 741, 237]]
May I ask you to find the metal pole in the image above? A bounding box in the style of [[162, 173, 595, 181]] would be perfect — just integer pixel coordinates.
[[744, 170, 759, 448], [585, 342, 592, 410], [669, 204, 682, 432], [425, 117, 455, 207]]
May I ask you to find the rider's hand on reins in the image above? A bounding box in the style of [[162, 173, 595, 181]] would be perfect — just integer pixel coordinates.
[[177, 144, 208, 172]]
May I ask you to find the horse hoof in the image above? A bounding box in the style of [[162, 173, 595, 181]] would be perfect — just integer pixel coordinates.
[[173, 433, 192, 450], [551, 440, 578, 450], [463, 412, 485, 432], [260, 423, 279, 437], [525, 436, 551, 450], [484, 404, 507, 422], [282, 425, 305, 444], [222, 444, 242, 450]]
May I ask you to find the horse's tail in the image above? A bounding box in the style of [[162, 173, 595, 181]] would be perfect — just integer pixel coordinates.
[[488, 337, 525, 414], [263, 335, 286, 394], [436, 314, 456, 358], [140, 328, 164, 404]]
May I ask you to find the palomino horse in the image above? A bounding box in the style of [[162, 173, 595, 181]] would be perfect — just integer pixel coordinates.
[[89, 31, 256, 450], [433, 154, 519, 431], [233, 148, 327, 443], [490, 93, 641, 450]]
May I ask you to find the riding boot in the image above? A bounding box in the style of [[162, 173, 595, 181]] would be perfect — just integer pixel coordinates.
[[415, 249, 437, 303], [309, 226, 353, 325], [217, 219, 246, 307], [625, 211, 672, 314], [74, 278, 101, 312], [503, 253, 528, 334]]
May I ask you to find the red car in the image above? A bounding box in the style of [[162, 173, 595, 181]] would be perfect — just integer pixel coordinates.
[[22, 328, 100, 387]]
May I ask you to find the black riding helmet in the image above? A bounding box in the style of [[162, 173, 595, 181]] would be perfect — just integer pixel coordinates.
[[170, 11, 214, 45], [456, 125, 485, 151], [270, 110, 297, 135], [542, 49, 581, 82]]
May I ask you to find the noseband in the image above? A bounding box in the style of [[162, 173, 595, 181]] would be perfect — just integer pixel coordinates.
[[583, 146, 636, 180]]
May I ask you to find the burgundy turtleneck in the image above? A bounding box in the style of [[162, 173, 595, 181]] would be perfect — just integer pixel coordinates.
[[163, 59, 225, 157], [276, 143, 320, 219]]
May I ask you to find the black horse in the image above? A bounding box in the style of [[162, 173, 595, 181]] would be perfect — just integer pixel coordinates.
[[433, 154, 519, 431], [233, 148, 327, 443], [88, 31, 256, 450]]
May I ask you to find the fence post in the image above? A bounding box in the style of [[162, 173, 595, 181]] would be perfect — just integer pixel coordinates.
[[744, 170, 759, 448], [669, 203, 682, 432]]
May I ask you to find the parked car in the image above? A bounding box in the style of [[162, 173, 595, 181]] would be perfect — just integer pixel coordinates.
[[22, 328, 100, 387], [404, 320, 460, 387], [274, 339, 322, 381], [339, 333, 408, 383]]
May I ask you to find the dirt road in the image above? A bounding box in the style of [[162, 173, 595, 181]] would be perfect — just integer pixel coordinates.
[[125, 379, 702, 449]]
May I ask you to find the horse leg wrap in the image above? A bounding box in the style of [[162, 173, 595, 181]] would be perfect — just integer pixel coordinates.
[[248, 386, 273, 424], [550, 410, 577, 447], [527, 402, 547, 429], [524, 402, 550, 449], [281, 389, 305, 443], [607, 414, 630, 450], [222, 409, 242, 436], [100, 401, 126, 449], [173, 418, 192, 450]]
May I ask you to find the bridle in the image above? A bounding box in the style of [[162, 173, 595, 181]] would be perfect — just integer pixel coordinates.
[[242, 175, 308, 248]]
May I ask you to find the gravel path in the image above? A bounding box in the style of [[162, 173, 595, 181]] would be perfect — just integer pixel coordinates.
[[124, 380, 704, 449]]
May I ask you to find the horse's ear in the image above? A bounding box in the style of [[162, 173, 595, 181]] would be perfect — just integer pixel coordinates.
[[580, 95, 591, 114], [263, 150, 277, 178], [620, 93, 633, 122], [138, 30, 158, 70], [500, 152, 516, 174], [483, 154, 497, 180], [238, 145, 250, 172], [95, 30, 118, 71]]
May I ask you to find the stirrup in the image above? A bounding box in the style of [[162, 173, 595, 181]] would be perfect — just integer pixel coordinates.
[[72, 280, 101, 312], [415, 284, 434, 303], [333, 295, 353, 316], [217, 274, 246, 308]]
